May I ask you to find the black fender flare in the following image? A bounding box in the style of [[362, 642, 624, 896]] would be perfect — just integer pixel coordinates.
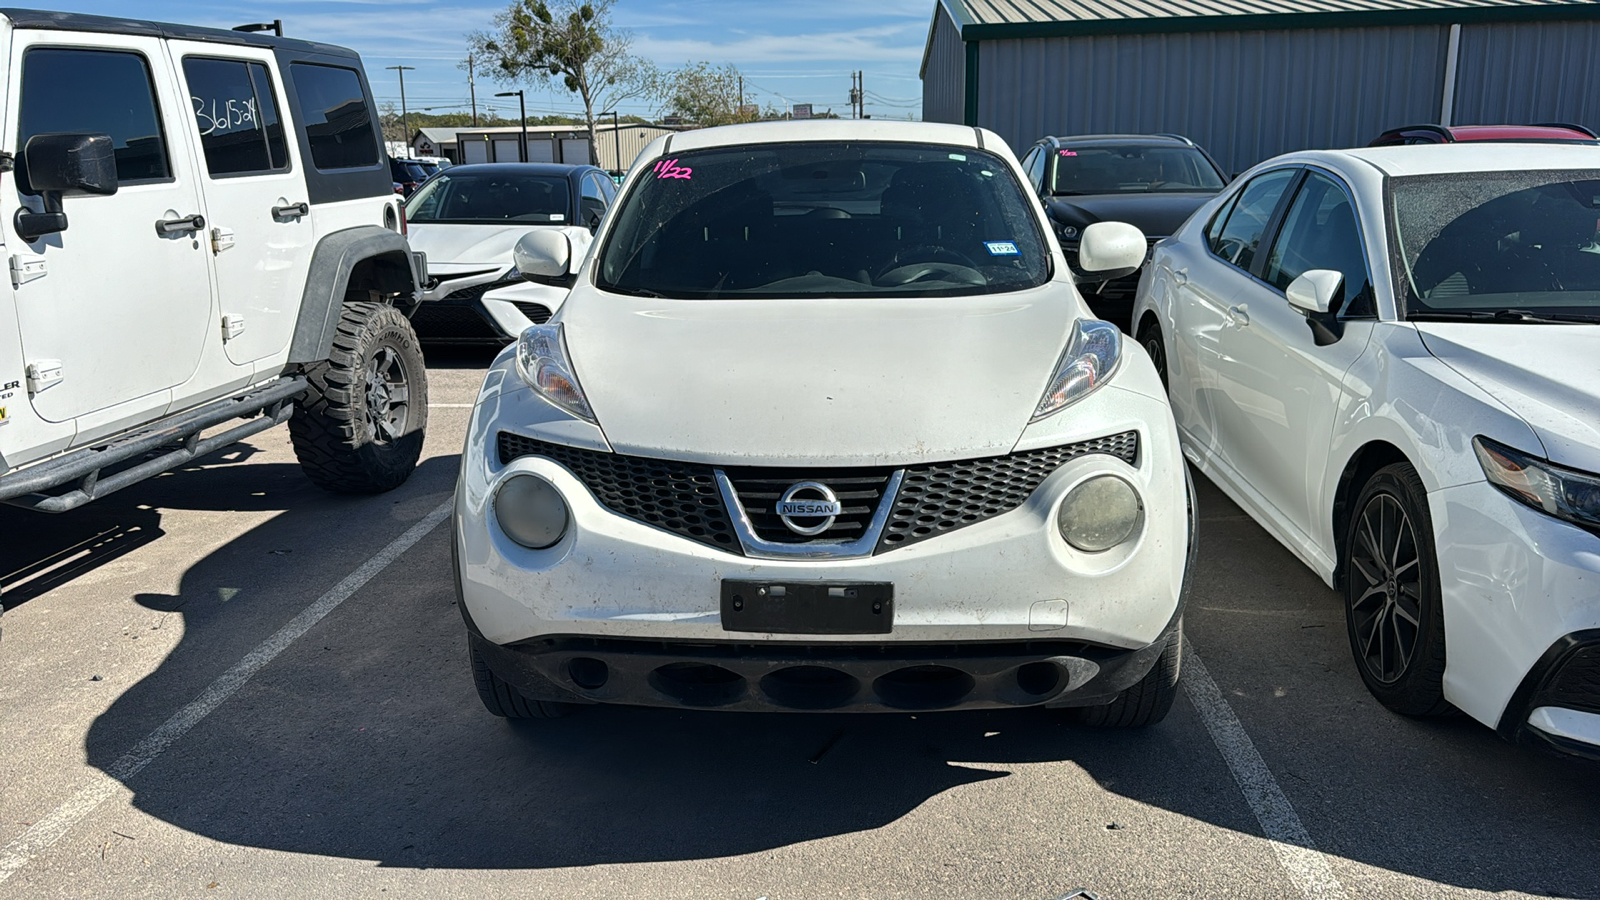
[[287, 225, 422, 364]]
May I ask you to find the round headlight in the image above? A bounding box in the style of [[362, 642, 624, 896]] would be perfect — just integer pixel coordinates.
[[1058, 475, 1143, 552], [495, 474, 569, 549]]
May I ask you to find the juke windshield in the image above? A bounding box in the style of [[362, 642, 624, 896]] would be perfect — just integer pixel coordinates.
[[1394, 169, 1600, 322], [595, 142, 1051, 299]]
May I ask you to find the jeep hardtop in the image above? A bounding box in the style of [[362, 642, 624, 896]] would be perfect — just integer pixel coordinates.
[[0, 9, 429, 515]]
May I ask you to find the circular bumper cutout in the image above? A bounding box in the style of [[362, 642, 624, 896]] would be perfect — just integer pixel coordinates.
[[759, 666, 861, 710], [648, 662, 746, 707], [566, 657, 609, 690], [872, 665, 976, 710], [1015, 661, 1063, 696]]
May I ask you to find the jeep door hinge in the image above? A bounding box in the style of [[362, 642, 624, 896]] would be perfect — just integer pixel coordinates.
[[10, 254, 46, 287], [210, 226, 236, 254], [26, 359, 63, 393], [221, 314, 245, 341]]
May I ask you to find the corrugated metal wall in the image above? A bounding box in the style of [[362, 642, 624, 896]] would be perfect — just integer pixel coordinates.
[[923, 5, 967, 125], [972, 26, 1449, 172], [1452, 20, 1600, 126]]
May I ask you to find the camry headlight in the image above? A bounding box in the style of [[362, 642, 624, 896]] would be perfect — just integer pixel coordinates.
[[1033, 318, 1121, 421], [1474, 436, 1600, 531], [516, 323, 595, 423]]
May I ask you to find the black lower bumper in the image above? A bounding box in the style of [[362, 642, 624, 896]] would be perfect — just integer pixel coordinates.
[[470, 620, 1178, 714], [1497, 629, 1600, 759]]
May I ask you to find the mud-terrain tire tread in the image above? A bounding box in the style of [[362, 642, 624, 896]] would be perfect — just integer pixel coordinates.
[[289, 301, 426, 494], [1343, 463, 1455, 718], [1073, 628, 1183, 728], [469, 641, 575, 719]]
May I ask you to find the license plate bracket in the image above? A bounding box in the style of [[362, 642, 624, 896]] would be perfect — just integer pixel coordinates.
[[720, 580, 893, 634]]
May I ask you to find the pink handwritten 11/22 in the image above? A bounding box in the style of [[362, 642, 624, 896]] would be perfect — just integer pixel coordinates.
[[653, 158, 692, 180]]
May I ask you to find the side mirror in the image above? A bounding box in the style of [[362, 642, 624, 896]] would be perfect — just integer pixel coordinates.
[[513, 229, 572, 281], [1077, 221, 1147, 282], [1286, 269, 1342, 314], [15, 132, 118, 241]]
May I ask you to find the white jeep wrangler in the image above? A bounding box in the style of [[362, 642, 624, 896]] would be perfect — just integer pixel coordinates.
[[0, 10, 428, 515]]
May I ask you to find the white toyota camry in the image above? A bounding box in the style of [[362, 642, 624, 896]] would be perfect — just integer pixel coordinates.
[[454, 121, 1193, 724], [1133, 143, 1600, 758]]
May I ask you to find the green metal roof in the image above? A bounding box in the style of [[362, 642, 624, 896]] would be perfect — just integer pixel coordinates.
[[938, 0, 1600, 38]]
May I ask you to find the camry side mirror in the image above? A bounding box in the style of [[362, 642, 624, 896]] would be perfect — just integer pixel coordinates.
[[15, 132, 118, 241], [513, 229, 572, 281], [1076, 221, 1146, 282], [1286, 269, 1343, 314]]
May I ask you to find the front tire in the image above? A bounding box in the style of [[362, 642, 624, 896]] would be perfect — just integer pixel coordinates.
[[290, 302, 427, 494], [469, 640, 576, 720], [1342, 463, 1452, 717], [1137, 317, 1169, 392], [1070, 627, 1183, 727]]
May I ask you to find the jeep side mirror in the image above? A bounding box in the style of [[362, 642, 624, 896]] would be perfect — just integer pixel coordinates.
[[513, 229, 572, 281], [1076, 221, 1146, 283], [15, 132, 118, 241], [1286, 269, 1342, 315]]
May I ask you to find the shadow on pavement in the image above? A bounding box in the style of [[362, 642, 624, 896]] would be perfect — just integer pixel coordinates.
[[62, 453, 1600, 895]]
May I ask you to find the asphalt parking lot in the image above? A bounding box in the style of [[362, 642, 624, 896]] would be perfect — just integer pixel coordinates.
[[2, 347, 1596, 900]]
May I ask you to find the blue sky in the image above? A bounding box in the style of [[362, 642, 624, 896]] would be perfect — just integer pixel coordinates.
[[42, 0, 931, 120]]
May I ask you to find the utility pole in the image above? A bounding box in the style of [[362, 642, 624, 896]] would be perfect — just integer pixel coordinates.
[[467, 54, 478, 127], [386, 65, 415, 149], [859, 70, 868, 119], [738, 74, 744, 122]]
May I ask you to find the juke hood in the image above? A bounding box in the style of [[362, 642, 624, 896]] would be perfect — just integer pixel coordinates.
[[559, 285, 1080, 466], [1046, 193, 1215, 239], [1417, 323, 1600, 473]]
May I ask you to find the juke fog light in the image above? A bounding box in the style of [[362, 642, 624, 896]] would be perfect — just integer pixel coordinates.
[[495, 474, 569, 549], [1058, 475, 1143, 552]]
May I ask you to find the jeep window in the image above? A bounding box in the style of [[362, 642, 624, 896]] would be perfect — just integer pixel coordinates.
[[1051, 144, 1225, 195], [595, 141, 1051, 299], [404, 170, 571, 224], [183, 58, 290, 176], [17, 48, 170, 187], [289, 63, 378, 170]]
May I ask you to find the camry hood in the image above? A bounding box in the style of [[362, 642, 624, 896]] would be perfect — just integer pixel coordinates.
[[560, 286, 1080, 466], [1417, 323, 1600, 472], [409, 223, 576, 268], [1046, 193, 1215, 239]]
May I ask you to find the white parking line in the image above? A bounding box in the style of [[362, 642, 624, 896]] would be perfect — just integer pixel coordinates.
[[0, 500, 453, 886], [428, 403, 475, 408], [1184, 645, 1346, 899]]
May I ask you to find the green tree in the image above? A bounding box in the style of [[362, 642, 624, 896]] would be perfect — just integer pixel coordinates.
[[471, 0, 653, 163], [654, 62, 774, 127]]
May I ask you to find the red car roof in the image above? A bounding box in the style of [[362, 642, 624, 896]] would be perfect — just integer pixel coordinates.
[[1447, 124, 1596, 142]]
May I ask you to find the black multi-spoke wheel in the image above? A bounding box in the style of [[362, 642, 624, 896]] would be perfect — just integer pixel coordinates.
[[1136, 318, 1168, 392], [291, 301, 428, 494], [1342, 463, 1453, 716]]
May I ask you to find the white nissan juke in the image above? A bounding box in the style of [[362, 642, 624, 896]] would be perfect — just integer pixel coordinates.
[[1134, 143, 1600, 758], [453, 121, 1194, 724]]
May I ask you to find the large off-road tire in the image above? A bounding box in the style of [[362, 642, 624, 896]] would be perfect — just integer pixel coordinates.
[[1070, 627, 1183, 727], [290, 302, 427, 494], [1342, 463, 1454, 717], [469, 639, 576, 720]]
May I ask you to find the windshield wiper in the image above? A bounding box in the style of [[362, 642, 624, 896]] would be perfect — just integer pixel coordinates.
[[606, 286, 666, 298], [1409, 308, 1599, 324]]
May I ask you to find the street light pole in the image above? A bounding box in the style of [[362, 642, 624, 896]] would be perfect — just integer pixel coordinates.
[[495, 91, 527, 162], [600, 109, 620, 174], [386, 65, 415, 151]]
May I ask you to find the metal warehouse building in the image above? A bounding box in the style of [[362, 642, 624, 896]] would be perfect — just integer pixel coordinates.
[[921, 0, 1600, 173]]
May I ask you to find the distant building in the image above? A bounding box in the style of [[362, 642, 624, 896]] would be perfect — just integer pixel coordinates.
[[408, 123, 687, 172], [921, 0, 1600, 173]]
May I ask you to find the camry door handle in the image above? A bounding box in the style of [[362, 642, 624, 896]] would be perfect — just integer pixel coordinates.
[[1173, 267, 1189, 285], [272, 201, 309, 219], [1227, 303, 1250, 325], [155, 214, 206, 236]]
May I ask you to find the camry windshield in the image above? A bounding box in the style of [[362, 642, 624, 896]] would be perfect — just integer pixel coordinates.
[[404, 171, 570, 225], [1051, 145, 1225, 195], [595, 142, 1050, 299], [1393, 170, 1600, 321]]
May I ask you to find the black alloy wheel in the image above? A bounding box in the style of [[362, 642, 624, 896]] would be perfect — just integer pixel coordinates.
[[1137, 319, 1168, 391], [1341, 463, 1453, 716], [364, 345, 411, 444]]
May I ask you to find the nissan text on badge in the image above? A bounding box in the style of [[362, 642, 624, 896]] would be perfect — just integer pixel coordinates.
[[454, 120, 1195, 725]]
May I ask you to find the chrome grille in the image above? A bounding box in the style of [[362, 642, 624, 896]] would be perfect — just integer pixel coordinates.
[[722, 468, 893, 544]]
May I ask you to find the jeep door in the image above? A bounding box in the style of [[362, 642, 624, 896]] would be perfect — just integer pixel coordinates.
[[171, 43, 314, 368], [4, 34, 214, 425]]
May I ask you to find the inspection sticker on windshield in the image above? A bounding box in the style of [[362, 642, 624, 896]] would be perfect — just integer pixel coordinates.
[[1059, 149, 1078, 156], [985, 241, 1020, 256]]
